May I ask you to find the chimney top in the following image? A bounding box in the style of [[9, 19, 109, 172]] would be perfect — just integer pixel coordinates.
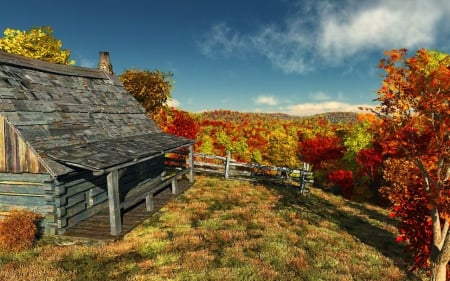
[[98, 51, 113, 75]]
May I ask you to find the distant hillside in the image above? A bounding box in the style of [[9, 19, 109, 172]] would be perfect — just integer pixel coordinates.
[[309, 111, 360, 124], [196, 110, 360, 125]]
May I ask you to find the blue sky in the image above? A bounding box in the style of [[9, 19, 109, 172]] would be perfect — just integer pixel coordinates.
[[1, 0, 449, 116]]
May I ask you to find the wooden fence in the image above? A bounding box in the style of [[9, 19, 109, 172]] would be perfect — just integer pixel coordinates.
[[193, 151, 314, 193]]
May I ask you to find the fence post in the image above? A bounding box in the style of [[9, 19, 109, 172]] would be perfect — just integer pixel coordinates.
[[188, 145, 195, 183], [225, 151, 231, 179], [300, 162, 312, 194]]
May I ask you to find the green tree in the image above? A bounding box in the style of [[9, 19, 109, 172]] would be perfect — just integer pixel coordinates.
[[342, 120, 373, 171], [0, 26, 74, 65], [119, 69, 173, 117]]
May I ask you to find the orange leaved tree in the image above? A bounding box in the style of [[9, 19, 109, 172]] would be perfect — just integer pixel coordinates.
[[119, 69, 173, 117], [375, 49, 449, 280]]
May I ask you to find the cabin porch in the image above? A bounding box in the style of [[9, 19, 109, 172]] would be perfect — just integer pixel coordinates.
[[61, 176, 192, 242]]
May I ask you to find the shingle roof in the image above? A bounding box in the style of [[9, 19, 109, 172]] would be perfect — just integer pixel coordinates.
[[0, 51, 193, 177]]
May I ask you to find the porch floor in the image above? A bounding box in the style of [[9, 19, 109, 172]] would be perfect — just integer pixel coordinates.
[[60, 178, 192, 243]]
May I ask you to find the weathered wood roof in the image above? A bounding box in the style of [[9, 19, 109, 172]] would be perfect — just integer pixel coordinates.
[[0, 51, 193, 177]]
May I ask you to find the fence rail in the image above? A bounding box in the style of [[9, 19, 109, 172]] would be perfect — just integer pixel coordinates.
[[192, 152, 314, 193]]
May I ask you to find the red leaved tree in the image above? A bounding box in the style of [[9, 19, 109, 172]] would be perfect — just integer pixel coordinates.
[[298, 135, 346, 187], [298, 136, 346, 169], [375, 49, 450, 281], [328, 170, 354, 199], [165, 108, 199, 140]]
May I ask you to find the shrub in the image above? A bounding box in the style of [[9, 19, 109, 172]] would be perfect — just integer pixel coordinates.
[[0, 209, 42, 252], [328, 170, 354, 199]]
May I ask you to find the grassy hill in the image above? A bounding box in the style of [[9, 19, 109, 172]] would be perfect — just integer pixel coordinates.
[[0, 176, 426, 280]]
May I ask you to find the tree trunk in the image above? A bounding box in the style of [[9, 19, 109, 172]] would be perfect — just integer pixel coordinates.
[[430, 261, 447, 281]]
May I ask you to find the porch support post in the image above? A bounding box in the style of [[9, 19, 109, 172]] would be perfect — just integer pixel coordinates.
[[107, 169, 121, 235], [171, 179, 179, 194], [188, 144, 195, 183]]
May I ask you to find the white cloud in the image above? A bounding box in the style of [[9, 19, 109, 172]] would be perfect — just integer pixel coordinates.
[[167, 98, 180, 108], [198, 23, 248, 58], [286, 101, 374, 116], [318, 0, 444, 61], [255, 95, 278, 106], [199, 0, 450, 74], [308, 91, 331, 101]]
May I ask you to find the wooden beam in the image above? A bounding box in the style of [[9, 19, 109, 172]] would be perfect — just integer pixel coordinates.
[[188, 145, 195, 183], [91, 152, 166, 176], [107, 169, 121, 236], [224, 151, 231, 179], [171, 179, 178, 194], [145, 194, 154, 211], [0, 115, 6, 172]]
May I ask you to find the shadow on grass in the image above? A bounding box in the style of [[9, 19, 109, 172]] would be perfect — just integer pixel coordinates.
[[57, 250, 143, 281], [262, 183, 424, 281]]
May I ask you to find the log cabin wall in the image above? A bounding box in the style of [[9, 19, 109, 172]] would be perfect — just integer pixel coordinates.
[[0, 172, 54, 234], [0, 173, 52, 213], [0, 115, 54, 233], [52, 156, 165, 234]]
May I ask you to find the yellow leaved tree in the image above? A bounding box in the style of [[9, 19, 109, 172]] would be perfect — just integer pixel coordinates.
[[0, 26, 74, 65]]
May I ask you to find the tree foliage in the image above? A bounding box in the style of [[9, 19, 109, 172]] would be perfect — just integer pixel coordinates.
[[159, 107, 199, 140], [375, 48, 450, 280], [0, 26, 74, 65], [298, 136, 345, 169], [156, 109, 384, 200], [119, 69, 173, 117], [265, 127, 298, 168]]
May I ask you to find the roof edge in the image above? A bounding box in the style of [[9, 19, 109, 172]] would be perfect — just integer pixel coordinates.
[[0, 50, 108, 79]]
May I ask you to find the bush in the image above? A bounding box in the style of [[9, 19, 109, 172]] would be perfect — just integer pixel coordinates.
[[0, 209, 42, 252], [328, 170, 354, 199]]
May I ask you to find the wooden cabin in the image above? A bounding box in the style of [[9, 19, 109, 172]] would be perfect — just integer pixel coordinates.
[[0, 51, 194, 236]]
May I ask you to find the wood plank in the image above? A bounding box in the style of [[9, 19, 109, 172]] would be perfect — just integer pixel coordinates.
[[0, 183, 46, 195], [4, 122, 16, 172], [107, 170, 121, 236], [0, 194, 46, 207], [18, 135, 27, 172], [0, 172, 51, 182], [0, 115, 5, 171], [26, 145, 42, 173]]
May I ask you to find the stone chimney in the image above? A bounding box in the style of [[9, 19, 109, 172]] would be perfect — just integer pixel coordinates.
[[97, 51, 113, 75]]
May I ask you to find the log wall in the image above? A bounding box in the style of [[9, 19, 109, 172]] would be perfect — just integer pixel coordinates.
[[0, 173, 53, 234]]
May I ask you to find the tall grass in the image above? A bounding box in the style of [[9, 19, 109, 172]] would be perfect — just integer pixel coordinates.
[[0, 175, 426, 280]]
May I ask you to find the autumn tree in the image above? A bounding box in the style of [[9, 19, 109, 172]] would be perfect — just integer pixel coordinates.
[[0, 26, 74, 65], [375, 49, 450, 280], [342, 119, 373, 170], [119, 69, 173, 117], [265, 127, 299, 168], [164, 108, 199, 140]]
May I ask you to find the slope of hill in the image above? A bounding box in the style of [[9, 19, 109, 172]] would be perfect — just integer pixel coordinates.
[[196, 110, 360, 125], [0, 176, 426, 280]]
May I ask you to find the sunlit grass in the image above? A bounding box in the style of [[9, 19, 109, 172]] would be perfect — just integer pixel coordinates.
[[0, 175, 426, 280]]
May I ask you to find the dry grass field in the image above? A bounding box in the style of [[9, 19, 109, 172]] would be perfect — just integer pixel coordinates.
[[0, 175, 426, 280]]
